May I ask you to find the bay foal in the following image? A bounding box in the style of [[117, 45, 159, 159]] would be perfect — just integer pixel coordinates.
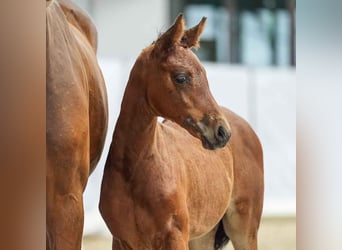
[[47, 0, 108, 249], [100, 15, 263, 250]]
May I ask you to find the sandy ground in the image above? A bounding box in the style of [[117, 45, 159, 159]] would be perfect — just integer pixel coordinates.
[[82, 217, 295, 250]]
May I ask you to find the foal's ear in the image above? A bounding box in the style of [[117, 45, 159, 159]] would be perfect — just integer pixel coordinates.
[[181, 17, 207, 49], [152, 14, 185, 55]]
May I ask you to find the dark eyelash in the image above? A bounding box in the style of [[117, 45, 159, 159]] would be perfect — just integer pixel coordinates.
[[174, 73, 189, 84]]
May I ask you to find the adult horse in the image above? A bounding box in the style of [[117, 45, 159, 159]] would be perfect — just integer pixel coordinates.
[[100, 15, 263, 250], [47, 0, 108, 249]]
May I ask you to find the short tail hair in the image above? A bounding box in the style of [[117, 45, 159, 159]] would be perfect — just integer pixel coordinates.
[[214, 220, 230, 250]]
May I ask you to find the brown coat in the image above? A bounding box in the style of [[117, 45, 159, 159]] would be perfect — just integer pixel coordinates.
[[46, 1, 108, 249], [100, 15, 263, 250]]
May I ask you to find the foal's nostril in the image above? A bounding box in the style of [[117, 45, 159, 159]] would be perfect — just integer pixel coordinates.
[[216, 126, 230, 145]]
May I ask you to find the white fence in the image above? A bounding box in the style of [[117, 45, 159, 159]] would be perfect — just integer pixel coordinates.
[[83, 58, 296, 236]]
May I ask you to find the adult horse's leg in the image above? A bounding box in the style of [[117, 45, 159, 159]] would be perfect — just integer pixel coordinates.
[[46, 118, 90, 250], [46, 185, 85, 250]]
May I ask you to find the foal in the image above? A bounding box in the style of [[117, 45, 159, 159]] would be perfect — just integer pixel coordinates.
[[100, 15, 263, 250]]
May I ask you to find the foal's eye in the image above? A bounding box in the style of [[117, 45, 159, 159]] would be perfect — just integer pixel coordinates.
[[174, 73, 189, 84]]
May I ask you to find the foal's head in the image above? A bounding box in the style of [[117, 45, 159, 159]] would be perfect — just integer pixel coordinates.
[[135, 14, 231, 149]]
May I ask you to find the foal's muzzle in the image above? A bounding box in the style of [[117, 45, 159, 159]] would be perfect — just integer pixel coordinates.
[[201, 124, 231, 150], [184, 116, 231, 150], [216, 125, 231, 146]]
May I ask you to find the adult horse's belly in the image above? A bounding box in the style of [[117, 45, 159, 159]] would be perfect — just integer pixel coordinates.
[[69, 24, 108, 173], [88, 79, 108, 172], [161, 121, 234, 239], [87, 64, 108, 173]]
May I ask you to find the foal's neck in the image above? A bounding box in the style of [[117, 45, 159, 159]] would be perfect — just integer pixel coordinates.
[[111, 76, 158, 163]]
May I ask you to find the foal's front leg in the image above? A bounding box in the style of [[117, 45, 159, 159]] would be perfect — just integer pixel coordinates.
[[149, 203, 190, 250], [153, 225, 189, 250], [109, 221, 189, 250]]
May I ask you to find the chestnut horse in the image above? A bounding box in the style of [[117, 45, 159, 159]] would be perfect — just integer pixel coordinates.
[[100, 15, 263, 250], [47, 0, 108, 249]]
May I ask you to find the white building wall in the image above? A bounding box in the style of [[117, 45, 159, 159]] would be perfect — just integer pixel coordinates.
[[75, 0, 170, 58]]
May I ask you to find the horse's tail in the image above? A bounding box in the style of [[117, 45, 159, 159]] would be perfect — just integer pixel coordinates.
[[214, 220, 230, 250]]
